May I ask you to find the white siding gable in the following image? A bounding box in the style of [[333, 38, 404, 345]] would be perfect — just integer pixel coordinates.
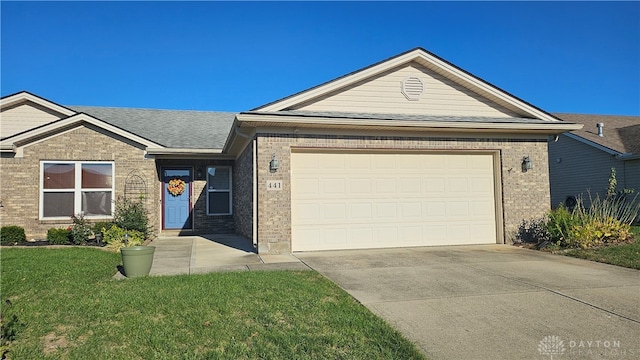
[[291, 62, 520, 118], [1, 101, 66, 138]]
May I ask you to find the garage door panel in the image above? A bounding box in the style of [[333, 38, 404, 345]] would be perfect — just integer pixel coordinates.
[[424, 178, 446, 192], [323, 203, 347, 221], [375, 227, 399, 244], [292, 203, 320, 224], [322, 178, 346, 194], [291, 152, 497, 251], [447, 178, 469, 192], [348, 155, 372, 169], [375, 178, 397, 193], [447, 202, 470, 217], [400, 202, 422, 218], [349, 178, 372, 193], [425, 202, 447, 216], [423, 156, 446, 169]]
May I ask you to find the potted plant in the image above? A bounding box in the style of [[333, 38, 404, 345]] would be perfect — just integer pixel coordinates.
[[103, 225, 155, 277], [110, 196, 155, 277], [120, 236, 155, 278]]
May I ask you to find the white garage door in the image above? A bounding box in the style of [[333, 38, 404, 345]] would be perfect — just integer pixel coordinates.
[[291, 151, 497, 251]]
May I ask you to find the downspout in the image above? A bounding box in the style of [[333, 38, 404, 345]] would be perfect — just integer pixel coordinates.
[[252, 139, 258, 250]]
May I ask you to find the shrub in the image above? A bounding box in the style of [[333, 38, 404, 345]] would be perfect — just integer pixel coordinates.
[[102, 224, 144, 251], [543, 194, 638, 249], [93, 222, 115, 235], [114, 197, 149, 236], [0, 226, 26, 245], [516, 218, 550, 243], [70, 213, 93, 245], [47, 228, 71, 245], [565, 217, 633, 249], [545, 206, 580, 247]]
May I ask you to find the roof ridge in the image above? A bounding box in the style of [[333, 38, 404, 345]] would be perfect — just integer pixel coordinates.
[[70, 105, 238, 114]]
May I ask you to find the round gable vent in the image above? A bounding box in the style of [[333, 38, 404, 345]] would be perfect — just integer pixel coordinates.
[[401, 76, 423, 101]]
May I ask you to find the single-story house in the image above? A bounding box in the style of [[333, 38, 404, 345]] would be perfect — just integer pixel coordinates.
[[0, 47, 581, 253], [548, 113, 640, 207]]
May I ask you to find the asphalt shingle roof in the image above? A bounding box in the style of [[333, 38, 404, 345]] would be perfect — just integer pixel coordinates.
[[70, 106, 237, 149], [553, 113, 640, 155], [243, 110, 554, 124]]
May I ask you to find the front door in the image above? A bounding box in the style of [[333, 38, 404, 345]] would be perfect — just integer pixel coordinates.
[[163, 169, 192, 229]]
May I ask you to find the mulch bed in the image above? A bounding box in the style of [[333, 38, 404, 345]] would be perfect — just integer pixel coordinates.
[[2, 239, 105, 248]]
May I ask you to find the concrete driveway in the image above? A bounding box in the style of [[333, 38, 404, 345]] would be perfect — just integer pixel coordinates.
[[296, 245, 640, 360]]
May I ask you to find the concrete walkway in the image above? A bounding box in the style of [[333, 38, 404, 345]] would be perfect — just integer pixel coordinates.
[[146, 234, 308, 276]]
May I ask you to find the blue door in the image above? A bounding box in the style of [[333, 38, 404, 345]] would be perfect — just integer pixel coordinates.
[[163, 169, 191, 229]]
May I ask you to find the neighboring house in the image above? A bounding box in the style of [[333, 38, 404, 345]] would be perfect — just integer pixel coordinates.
[[0, 47, 580, 253], [548, 113, 640, 208]]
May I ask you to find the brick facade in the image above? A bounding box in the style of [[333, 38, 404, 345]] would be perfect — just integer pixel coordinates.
[[0, 126, 244, 240], [255, 133, 551, 254], [0, 125, 158, 240], [233, 140, 254, 240]]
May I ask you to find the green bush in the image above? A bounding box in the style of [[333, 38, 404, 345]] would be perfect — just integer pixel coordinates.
[[102, 225, 144, 251], [543, 193, 638, 249], [114, 197, 149, 236], [46, 228, 71, 245], [70, 213, 93, 245], [546, 206, 580, 247], [93, 222, 115, 235], [0, 226, 26, 245]]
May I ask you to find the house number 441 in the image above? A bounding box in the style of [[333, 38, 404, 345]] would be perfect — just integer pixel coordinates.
[[267, 180, 283, 191]]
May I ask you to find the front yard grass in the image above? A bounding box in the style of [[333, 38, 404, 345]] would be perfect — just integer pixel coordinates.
[[560, 226, 640, 270], [0, 247, 424, 359]]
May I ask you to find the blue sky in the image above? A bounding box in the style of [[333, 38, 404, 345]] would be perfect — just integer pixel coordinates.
[[2, 1, 639, 115]]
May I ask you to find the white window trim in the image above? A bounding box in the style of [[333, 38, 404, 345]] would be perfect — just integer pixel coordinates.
[[39, 160, 115, 220], [206, 166, 232, 216]]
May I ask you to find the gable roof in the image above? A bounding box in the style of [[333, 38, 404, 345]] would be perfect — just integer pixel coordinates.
[[553, 113, 640, 155], [70, 106, 236, 149], [0, 112, 164, 154], [253, 47, 562, 122], [0, 91, 76, 118]]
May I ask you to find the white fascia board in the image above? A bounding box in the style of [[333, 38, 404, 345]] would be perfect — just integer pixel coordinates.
[[236, 113, 582, 133], [145, 148, 223, 155], [0, 91, 76, 117], [415, 53, 559, 122], [1, 113, 163, 151], [257, 50, 421, 112], [257, 49, 559, 122], [563, 132, 621, 156]]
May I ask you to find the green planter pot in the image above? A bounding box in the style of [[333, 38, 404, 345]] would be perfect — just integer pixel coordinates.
[[121, 246, 155, 277]]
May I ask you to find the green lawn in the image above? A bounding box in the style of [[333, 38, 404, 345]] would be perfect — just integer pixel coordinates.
[[560, 226, 640, 270], [0, 247, 424, 360]]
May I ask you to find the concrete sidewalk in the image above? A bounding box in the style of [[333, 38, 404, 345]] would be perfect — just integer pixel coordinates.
[[118, 234, 309, 277]]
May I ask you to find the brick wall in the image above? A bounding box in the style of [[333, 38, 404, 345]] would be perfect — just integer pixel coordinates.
[[0, 125, 158, 240], [233, 140, 254, 239], [256, 133, 551, 254]]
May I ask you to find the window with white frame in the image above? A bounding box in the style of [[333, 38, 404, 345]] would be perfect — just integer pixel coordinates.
[[41, 161, 114, 219], [207, 166, 232, 215]]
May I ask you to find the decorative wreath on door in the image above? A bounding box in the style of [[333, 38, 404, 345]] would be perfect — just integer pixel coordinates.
[[167, 178, 186, 197]]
